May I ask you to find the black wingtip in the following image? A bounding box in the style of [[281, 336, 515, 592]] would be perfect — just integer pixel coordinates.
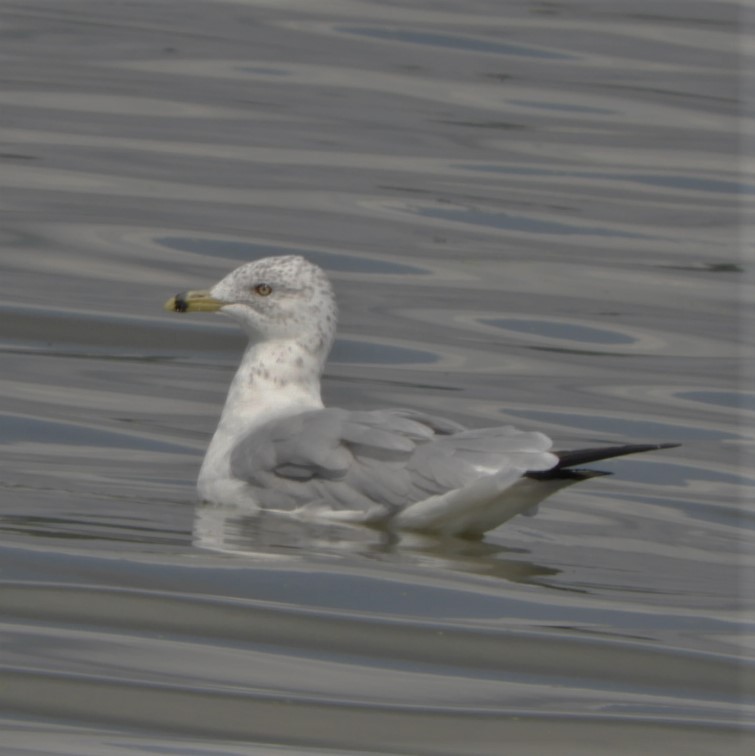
[[553, 442, 680, 470], [525, 443, 678, 482], [527, 468, 613, 481]]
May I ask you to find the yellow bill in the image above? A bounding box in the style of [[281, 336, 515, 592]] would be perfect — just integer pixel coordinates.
[[163, 289, 224, 313]]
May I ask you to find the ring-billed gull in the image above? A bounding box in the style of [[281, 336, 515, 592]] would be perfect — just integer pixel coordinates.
[[165, 255, 676, 537]]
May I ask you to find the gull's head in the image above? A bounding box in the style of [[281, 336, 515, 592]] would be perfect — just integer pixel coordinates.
[[165, 255, 338, 352]]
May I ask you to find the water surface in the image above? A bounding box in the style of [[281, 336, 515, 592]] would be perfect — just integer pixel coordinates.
[[0, 1, 752, 754]]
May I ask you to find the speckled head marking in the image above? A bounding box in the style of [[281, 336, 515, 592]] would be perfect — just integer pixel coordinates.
[[208, 255, 338, 355]]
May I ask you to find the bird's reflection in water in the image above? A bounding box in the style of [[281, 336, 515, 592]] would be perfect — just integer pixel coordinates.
[[193, 502, 560, 584]]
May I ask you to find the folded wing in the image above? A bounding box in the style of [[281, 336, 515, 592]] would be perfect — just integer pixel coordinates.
[[229, 408, 558, 523]]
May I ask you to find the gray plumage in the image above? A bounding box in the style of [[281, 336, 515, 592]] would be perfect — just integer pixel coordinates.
[[230, 408, 553, 516]]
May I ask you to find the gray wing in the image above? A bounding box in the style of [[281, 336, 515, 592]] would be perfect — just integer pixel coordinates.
[[229, 407, 555, 518]]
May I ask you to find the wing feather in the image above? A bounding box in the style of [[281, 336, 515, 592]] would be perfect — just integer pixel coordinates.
[[229, 407, 557, 515]]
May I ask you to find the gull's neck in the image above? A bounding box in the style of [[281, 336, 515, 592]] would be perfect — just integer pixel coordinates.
[[198, 338, 325, 497], [223, 338, 324, 418]]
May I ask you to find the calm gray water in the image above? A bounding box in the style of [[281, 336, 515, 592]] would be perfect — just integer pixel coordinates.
[[1, 1, 753, 754]]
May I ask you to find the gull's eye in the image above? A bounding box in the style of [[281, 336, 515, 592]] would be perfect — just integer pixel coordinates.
[[254, 283, 273, 296]]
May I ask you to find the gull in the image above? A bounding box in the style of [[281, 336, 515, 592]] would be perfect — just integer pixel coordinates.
[[164, 255, 676, 537]]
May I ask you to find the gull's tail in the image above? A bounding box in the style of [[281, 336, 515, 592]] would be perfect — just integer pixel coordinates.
[[394, 442, 679, 536]]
